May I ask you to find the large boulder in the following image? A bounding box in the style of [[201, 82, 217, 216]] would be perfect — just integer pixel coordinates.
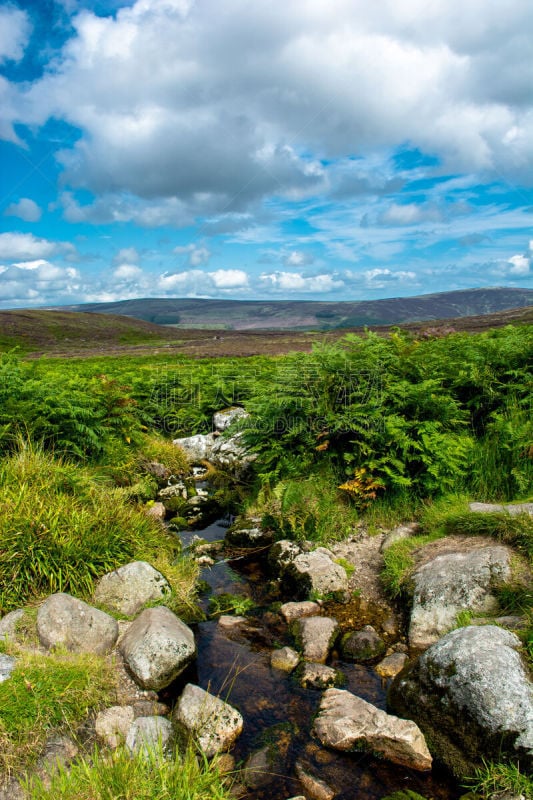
[[126, 716, 174, 758], [37, 593, 118, 655], [469, 502, 533, 516], [119, 606, 196, 691], [282, 550, 349, 600], [94, 561, 170, 617], [210, 432, 256, 477], [390, 625, 533, 776], [295, 616, 338, 664], [409, 544, 512, 650], [173, 683, 243, 757], [172, 433, 216, 463], [314, 689, 432, 771], [213, 407, 249, 432]]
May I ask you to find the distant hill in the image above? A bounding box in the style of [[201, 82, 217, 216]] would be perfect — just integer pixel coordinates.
[[57, 287, 533, 330]]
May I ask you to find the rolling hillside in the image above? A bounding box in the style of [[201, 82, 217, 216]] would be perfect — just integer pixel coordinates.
[[57, 287, 533, 330]]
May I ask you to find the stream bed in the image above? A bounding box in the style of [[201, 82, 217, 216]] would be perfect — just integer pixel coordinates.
[[167, 519, 460, 800]]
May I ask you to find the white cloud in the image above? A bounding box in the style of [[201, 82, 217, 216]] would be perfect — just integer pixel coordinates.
[[260, 271, 344, 293], [0, 5, 31, 63], [113, 264, 143, 280], [114, 247, 139, 265], [209, 269, 249, 289], [6, 0, 532, 221], [0, 259, 81, 306], [4, 198, 42, 222], [283, 250, 314, 267], [0, 232, 58, 261], [174, 244, 211, 267], [508, 254, 530, 276]]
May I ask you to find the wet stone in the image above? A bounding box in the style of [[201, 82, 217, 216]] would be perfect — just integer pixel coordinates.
[[340, 625, 386, 663], [375, 652, 408, 679], [271, 646, 300, 673], [295, 761, 335, 800], [298, 662, 340, 689], [280, 601, 320, 623], [173, 683, 243, 757], [295, 616, 339, 664]]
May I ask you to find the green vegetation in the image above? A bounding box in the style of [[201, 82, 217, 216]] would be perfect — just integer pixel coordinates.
[[208, 593, 255, 618], [380, 531, 444, 598], [0, 443, 195, 615], [0, 649, 116, 778], [465, 760, 533, 800], [26, 743, 234, 800]]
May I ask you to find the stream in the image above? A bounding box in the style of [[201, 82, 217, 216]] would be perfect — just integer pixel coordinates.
[[166, 518, 460, 800]]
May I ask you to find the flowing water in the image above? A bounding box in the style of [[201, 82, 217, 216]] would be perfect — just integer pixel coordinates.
[[166, 519, 460, 800]]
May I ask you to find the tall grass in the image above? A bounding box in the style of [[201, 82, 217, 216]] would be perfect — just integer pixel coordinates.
[[0, 442, 183, 613], [26, 743, 234, 800]]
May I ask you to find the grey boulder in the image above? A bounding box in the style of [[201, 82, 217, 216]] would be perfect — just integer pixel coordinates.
[[390, 625, 533, 775], [340, 625, 386, 663], [37, 593, 118, 654], [409, 544, 512, 650], [172, 433, 216, 463], [126, 716, 174, 758], [94, 561, 170, 617], [282, 550, 349, 600], [314, 688, 432, 771], [213, 407, 249, 431], [119, 606, 196, 691], [295, 616, 338, 664], [173, 683, 243, 757]]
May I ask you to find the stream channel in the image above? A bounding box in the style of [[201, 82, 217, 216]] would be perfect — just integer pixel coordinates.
[[164, 518, 460, 800]]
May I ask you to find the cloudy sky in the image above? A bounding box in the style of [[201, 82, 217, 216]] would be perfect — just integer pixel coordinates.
[[1, 0, 532, 308]]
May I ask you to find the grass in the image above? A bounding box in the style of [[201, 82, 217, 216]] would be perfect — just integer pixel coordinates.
[[25, 742, 234, 800], [0, 649, 116, 778], [380, 531, 445, 598], [465, 760, 533, 800], [0, 442, 192, 614]]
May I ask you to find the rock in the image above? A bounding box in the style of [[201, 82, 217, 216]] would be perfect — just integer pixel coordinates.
[[94, 561, 170, 617], [298, 662, 340, 689], [213, 407, 249, 432], [119, 606, 196, 691], [390, 625, 533, 775], [469, 502, 533, 516], [243, 745, 279, 790], [340, 625, 386, 663], [132, 700, 170, 717], [0, 655, 16, 683], [125, 716, 174, 758], [226, 526, 274, 548], [314, 689, 432, 771], [0, 609, 25, 644], [95, 706, 135, 749], [145, 501, 166, 521], [271, 646, 300, 673], [218, 615, 247, 630], [211, 433, 256, 476], [375, 652, 408, 679], [37, 593, 118, 655], [172, 433, 216, 463], [158, 482, 188, 501], [35, 735, 79, 784], [295, 616, 338, 663], [409, 545, 512, 650], [381, 523, 420, 552], [173, 683, 243, 757], [142, 461, 171, 483], [280, 601, 321, 623], [268, 540, 302, 573], [294, 761, 335, 800], [283, 550, 349, 600], [216, 753, 236, 774]]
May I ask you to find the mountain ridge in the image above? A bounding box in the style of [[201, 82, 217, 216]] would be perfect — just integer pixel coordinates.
[[53, 287, 533, 330]]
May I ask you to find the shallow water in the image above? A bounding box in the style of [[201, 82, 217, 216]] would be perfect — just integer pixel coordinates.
[[172, 521, 460, 800]]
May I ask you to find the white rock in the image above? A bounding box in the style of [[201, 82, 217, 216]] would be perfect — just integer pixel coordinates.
[[125, 716, 174, 758], [37, 593, 118, 655], [298, 662, 339, 689], [314, 688, 432, 771], [280, 601, 321, 623], [173, 683, 243, 757], [295, 616, 338, 664], [172, 433, 216, 463], [213, 407, 249, 431], [95, 706, 135, 749], [119, 606, 196, 691], [0, 609, 25, 645], [0, 654, 16, 683], [94, 561, 170, 617]]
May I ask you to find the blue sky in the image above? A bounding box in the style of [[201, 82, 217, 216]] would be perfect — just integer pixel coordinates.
[[0, 0, 532, 308]]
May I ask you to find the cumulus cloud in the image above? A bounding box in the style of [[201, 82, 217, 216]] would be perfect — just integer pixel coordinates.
[[283, 250, 315, 267], [113, 247, 139, 265], [260, 271, 344, 293], [0, 5, 31, 63], [0, 258, 81, 305], [5, 0, 533, 223], [0, 232, 58, 261], [113, 264, 143, 280], [174, 244, 211, 267], [4, 198, 42, 222], [158, 267, 249, 295]]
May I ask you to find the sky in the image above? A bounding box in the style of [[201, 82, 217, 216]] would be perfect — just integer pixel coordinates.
[[0, 0, 532, 309]]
